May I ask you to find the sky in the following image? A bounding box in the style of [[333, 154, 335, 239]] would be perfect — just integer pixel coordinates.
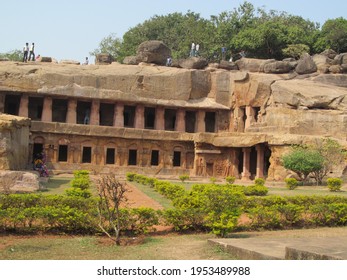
[[1, 0, 346, 63]]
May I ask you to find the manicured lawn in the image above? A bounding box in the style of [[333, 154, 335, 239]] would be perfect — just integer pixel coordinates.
[[39, 177, 72, 195]]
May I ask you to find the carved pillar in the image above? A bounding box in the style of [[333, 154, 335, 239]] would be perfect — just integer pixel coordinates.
[[41, 97, 52, 122], [256, 144, 265, 179], [241, 147, 251, 180], [155, 107, 165, 130], [175, 109, 186, 132], [0, 94, 5, 113], [90, 100, 100, 126], [195, 110, 206, 132], [114, 103, 124, 128], [66, 99, 77, 124], [245, 106, 255, 130], [134, 105, 145, 129], [18, 94, 29, 117]]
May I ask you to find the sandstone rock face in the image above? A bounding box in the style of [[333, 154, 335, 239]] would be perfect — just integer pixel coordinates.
[[295, 53, 317, 74], [60, 60, 80, 65], [0, 114, 30, 170], [136, 40, 171, 65]]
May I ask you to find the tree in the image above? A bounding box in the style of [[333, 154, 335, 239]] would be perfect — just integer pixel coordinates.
[[316, 17, 347, 53], [0, 49, 22, 62], [90, 33, 123, 61], [311, 138, 346, 185], [282, 44, 310, 59], [96, 174, 128, 245], [282, 146, 324, 182]]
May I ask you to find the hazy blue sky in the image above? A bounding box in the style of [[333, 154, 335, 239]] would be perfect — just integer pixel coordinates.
[[1, 0, 346, 63]]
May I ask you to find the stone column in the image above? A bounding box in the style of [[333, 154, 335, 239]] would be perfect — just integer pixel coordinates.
[[41, 97, 52, 122], [256, 144, 265, 179], [241, 147, 251, 180], [175, 109, 186, 132], [66, 99, 77, 124], [114, 103, 124, 128], [134, 105, 145, 129], [245, 106, 255, 130], [90, 100, 100, 126], [18, 94, 29, 118], [195, 110, 206, 132], [155, 107, 165, 130], [0, 94, 5, 113]]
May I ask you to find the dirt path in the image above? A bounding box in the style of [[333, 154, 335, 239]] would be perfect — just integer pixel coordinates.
[[123, 182, 164, 210]]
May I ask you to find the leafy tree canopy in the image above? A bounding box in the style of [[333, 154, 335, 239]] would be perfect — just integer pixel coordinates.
[[93, 1, 346, 62]]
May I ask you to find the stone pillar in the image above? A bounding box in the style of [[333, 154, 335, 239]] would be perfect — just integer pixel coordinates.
[[41, 97, 52, 122], [195, 110, 206, 132], [175, 109, 186, 132], [0, 94, 5, 113], [90, 100, 100, 126], [155, 107, 165, 130], [134, 105, 145, 129], [114, 103, 124, 127], [245, 106, 255, 130], [18, 94, 29, 118], [66, 99, 77, 124], [241, 147, 251, 180], [256, 144, 265, 179]]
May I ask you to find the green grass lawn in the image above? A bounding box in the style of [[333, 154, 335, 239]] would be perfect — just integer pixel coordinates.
[[0, 233, 237, 260], [39, 177, 72, 195]]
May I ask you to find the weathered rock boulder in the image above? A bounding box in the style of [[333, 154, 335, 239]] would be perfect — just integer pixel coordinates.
[[329, 65, 343, 74], [0, 114, 30, 170], [218, 60, 239, 71], [236, 58, 276, 72], [179, 57, 208, 69], [95, 53, 113, 65], [41, 57, 52, 63], [263, 61, 293, 73], [320, 49, 338, 59], [295, 53, 317, 74], [136, 40, 171, 65], [123, 56, 139, 65], [0, 171, 40, 193], [312, 54, 331, 73]]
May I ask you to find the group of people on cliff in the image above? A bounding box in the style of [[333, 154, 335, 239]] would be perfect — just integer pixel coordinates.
[[23, 42, 39, 62]]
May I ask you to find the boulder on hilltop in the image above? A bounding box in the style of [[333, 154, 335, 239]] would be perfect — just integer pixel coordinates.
[[136, 40, 171, 66]]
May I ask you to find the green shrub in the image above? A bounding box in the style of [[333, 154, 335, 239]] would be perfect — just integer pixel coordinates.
[[254, 178, 265, 186], [284, 178, 299, 190], [210, 177, 217, 184], [65, 187, 92, 198], [225, 176, 236, 184], [326, 178, 343, 192], [126, 172, 136, 182], [179, 174, 190, 183], [244, 185, 268, 196]]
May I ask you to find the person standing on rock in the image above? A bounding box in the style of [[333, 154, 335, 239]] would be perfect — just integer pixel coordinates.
[[190, 42, 195, 57], [195, 44, 200, 56], [28, 43, 35, 61], [23, 42, 29, 62]]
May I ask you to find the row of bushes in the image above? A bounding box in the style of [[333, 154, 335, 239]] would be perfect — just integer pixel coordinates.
[[1, 192, 347, 236], [127, 173, 269, 197], [127, 173, 347, 236], [0, 194, 160, 234]]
